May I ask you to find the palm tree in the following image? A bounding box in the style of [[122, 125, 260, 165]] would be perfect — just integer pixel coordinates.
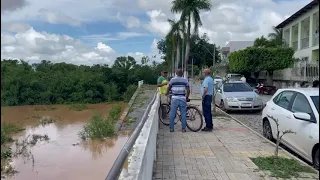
[[171, 0, 212, 77], [268, 26, 284, 46], [167, 19, 185, 74]]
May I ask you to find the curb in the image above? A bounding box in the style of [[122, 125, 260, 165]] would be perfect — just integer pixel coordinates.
[[114, 85, 142, 132], [215, 107, 319, 172]]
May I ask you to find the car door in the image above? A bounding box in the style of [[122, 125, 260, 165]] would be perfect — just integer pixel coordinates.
[[285, 93, 317, 160], [269, 91, 296, 140], [215, 84, 223, 105]]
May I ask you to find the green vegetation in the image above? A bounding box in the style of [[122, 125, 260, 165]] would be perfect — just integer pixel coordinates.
[[69, 104, 89, 111], [1, 124, 25, 145], [79, 105, 122, 140], [1, 58, 166, 106], [251, 156, 316, 178], [229, 47, 295, 74]]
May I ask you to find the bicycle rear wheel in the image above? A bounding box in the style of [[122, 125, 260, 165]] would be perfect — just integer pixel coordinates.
[[158, 103, 179, 126], [186, 106, 203, 132]]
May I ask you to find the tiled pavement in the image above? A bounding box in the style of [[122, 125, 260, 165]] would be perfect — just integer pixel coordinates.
[[153, 101, 318, 180]]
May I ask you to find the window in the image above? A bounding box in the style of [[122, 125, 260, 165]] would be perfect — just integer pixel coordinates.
[[273, 91, 295, 109], [223, 83, 252, 92], [291, 93, 313, 115], [311, 96, 319, 113]]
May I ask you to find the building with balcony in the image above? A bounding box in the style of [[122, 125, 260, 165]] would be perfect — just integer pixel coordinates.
[[276, 0, 319, 63]]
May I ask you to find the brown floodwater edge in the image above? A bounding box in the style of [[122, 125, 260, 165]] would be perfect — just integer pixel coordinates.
[[1, 102, 132, 180]]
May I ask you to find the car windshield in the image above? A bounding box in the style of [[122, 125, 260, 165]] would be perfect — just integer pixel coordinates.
[[223, 83, 252, 92], [311, 96, 319, 113]]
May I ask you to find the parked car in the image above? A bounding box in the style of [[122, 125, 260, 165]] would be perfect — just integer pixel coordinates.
[[214, 75, 223, 88], [262, 88, 319, 169], [215, 81, 264, 112], [224, 73, 242, 81]]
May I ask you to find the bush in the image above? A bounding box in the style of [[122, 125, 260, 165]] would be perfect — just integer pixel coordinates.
[[1, 124, 24, 145], [79, 104, 122, 140]]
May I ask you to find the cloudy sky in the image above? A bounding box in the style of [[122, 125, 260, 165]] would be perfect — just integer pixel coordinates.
[[1, 0, 312, 65]]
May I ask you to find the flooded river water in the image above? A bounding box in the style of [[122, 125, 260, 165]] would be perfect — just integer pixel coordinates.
[[1, 103, 129, 180]]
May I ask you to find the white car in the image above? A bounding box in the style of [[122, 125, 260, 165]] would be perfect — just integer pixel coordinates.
[[262, 88, 319, 169], [215, 81, 264, 112]]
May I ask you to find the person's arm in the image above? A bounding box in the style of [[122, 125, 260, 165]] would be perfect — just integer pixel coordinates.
[[166, 80, 172, 96], [157, 77, 166, 87], [186, 81, 190, 101], [202, 79, 209, 98]]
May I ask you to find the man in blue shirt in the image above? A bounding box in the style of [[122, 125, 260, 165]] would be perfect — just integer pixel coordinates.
[[201, 68, 214, 131]]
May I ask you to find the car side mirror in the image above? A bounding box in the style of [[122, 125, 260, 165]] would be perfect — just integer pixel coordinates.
[[293, 112, 312, 122]]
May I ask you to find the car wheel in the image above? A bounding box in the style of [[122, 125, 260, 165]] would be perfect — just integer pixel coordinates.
[[313, 148, 319, 170], [219, 100, 228, 113], [263, 120, 273, 141]]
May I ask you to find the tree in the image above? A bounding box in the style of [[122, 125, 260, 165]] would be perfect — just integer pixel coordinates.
[[171, 0, 212, 77], [229, 47, 295, 84], [268, 116, 295, 167], [268, 26, 284, 46]]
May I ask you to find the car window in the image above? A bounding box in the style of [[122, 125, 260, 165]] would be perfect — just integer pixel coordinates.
[[311, 96, 319, 113], [223, 83, 252, 92], [273, 91, 295, 109], [291, 93, 313, 115]]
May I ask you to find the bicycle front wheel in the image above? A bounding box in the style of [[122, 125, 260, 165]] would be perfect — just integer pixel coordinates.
[[159, 103, 170, 125], [186, 106, 203, 132]]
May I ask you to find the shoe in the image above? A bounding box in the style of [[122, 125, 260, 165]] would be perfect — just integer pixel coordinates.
[[182, 129, 186, 133], [201, 127, 212, 132], [170, 129, 174, 132]]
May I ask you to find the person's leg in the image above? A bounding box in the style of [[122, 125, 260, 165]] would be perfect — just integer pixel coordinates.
[[179, 99, 187, 131], [206, 95, 213, 129], [169, 99, 178, 131], [203, 96, 213, 130]]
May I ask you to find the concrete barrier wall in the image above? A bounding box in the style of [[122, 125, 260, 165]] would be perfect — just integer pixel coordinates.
[[118, 94, 160, 180]]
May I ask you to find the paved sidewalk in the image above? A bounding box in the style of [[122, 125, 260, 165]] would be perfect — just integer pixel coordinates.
[[153, 101, 318, 180]]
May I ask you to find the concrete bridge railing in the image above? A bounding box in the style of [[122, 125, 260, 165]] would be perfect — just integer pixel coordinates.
[[118, 94, 159, 179], [107, 93, 159, 180]]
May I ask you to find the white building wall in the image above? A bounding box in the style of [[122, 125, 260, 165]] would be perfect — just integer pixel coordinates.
[[282, 4, 319, 62]]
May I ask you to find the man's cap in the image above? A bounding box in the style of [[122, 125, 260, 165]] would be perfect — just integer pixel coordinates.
[[162, 71, 168, 73]]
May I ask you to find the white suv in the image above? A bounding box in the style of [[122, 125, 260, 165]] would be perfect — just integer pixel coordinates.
[[262, 88, 319, 169]]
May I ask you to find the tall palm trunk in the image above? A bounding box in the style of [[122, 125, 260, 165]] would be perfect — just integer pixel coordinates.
[[184, 15, 191, 78], [171, 51, 175, 76], [175, 38, 180, 74]]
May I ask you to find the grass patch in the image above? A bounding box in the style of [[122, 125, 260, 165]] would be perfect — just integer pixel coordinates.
[[34, 105, 57, 111], [1, 124, 25, 145], [125, 117, 137, 124], [251, 156, 316, 178], [69, 104, 88, 111], [79, 104, 122, 140]]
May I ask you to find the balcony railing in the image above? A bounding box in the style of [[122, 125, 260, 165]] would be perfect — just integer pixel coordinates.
[[300, 37, 309, 49], [313, 33, 319, 46], [292, 41, 298, 51]]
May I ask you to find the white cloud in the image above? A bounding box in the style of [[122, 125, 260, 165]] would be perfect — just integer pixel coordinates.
[[1, 27, 116, 65], [1, 0, 27, 13], [0, 0, 315, 65], [38, 9, 82, 27], [143, 0, 313, 46]]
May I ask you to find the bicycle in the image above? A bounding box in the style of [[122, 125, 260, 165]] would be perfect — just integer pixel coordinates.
[[158, 95, 203, 132]]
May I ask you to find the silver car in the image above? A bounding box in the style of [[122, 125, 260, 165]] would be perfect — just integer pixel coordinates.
[[215, 81, 264, 112]]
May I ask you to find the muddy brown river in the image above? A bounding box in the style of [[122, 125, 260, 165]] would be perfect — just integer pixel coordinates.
[[1, 103, 129, 180]]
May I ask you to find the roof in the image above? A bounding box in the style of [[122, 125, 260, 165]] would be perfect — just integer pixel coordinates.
[[278, 88, 319, 96], [221, 47, 230, 52], [276, 0, 319, 29]]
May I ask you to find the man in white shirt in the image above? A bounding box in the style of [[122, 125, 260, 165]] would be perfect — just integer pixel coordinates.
[[240, 75, 246, 82]]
